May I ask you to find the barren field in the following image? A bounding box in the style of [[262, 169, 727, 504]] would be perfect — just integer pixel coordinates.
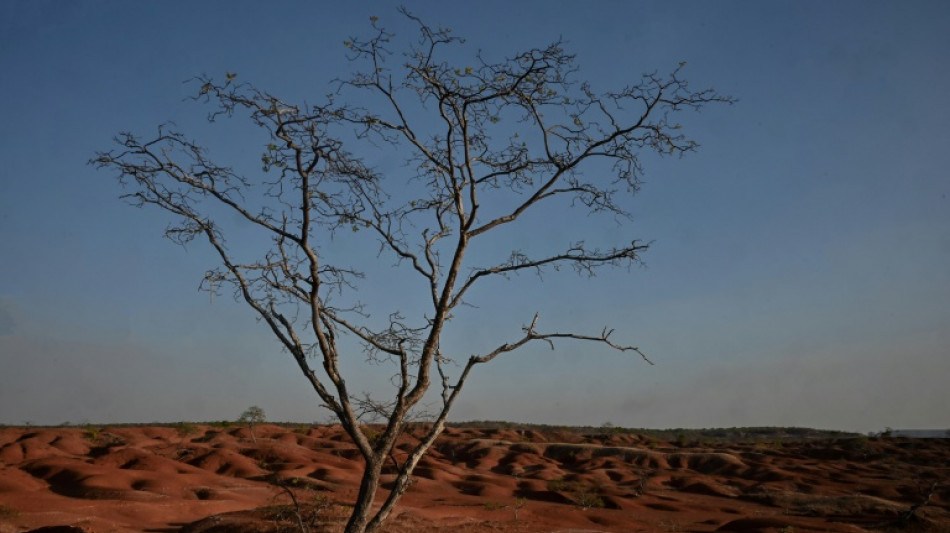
[[0, 424, 946, 532]]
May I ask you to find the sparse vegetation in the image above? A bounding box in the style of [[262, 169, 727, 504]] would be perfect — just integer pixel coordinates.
[[481, 497, 528, 522], [264, 478, 338, 533], [176, 421, 200, 436], [745, 490, 905, 518], [360, 426, 381, 445], [1, 423, 948, 532], [483, 500, 504, 511], [513, 497, 527, 521], [675, 433, 689, 447], [239, 405, 266, 442], [452, 421, 861, 443], [843, 434, 871, 452], [546, 477, 577, 493], [0, 419, 872, 443], [546, 477, 605, 510], [83, 424, 100, 442], [575, 490, 605, 510]]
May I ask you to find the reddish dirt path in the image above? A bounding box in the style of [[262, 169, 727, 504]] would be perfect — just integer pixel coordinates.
[[0, 425, 947, 532]]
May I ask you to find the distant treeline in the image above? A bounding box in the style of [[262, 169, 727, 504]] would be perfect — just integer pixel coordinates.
[[446, 420, 861, 442], [13, 419, 946, 441]]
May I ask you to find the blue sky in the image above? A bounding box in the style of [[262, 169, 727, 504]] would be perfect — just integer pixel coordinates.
[[1, 1, 948, 433]]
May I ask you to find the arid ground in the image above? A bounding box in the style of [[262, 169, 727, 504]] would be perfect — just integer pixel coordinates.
[[0, 424, 946, 532]]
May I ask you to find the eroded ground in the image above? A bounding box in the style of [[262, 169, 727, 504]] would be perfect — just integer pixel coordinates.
[[0, 425, 947, 532]]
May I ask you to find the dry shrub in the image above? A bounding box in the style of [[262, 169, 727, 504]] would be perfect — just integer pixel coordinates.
[[746, 489, 905, 518]]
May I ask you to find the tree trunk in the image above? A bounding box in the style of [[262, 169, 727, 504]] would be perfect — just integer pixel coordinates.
[[363, 468, 413, 532], [343, 459, 384, 533], [362, 421, 449, 532]]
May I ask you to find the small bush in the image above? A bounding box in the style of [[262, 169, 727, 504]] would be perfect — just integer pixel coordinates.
[[513, 497, 527, 520], [239, 406, 266, 442], [177, 421, 200, 436], [547, 477, 577, 492], [239, 406, 266, 425], [83, 425, 100, 442], [843, 435, 870, 451], [575, 490, 605, 510], [361, 426, 381, 444]]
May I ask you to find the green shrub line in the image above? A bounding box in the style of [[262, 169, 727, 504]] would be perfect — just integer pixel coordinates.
[[0, 419, 869, 442]]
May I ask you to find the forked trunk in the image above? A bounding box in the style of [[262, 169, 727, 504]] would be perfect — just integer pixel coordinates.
[[361, 421, 450, 532], [341, 423, 447, 533], [362, 469, 413, 532], [343, 459, 383, 533]]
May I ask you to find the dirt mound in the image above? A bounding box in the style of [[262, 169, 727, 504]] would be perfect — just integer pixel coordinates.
[[0, 426, 947, 532], [23, 527, 92, 533]]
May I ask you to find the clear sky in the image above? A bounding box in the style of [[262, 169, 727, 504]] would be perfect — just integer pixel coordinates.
[[1, 1, 948, 433]]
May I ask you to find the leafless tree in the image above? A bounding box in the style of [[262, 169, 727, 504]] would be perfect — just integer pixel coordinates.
[[92, 11, 731, 533]]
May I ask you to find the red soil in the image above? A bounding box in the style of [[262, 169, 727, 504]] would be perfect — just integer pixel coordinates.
[[0, 425, 946, 532]]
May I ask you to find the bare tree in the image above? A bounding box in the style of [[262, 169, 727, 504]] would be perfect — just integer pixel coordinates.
[[92, 11, 731, 533]]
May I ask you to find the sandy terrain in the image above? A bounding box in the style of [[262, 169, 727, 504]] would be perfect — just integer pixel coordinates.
[[0, 424, 946, 532]]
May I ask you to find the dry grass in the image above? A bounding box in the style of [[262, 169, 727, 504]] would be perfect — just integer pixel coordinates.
[[746, 489, 905, 517], [0, 505, 19, 520]]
